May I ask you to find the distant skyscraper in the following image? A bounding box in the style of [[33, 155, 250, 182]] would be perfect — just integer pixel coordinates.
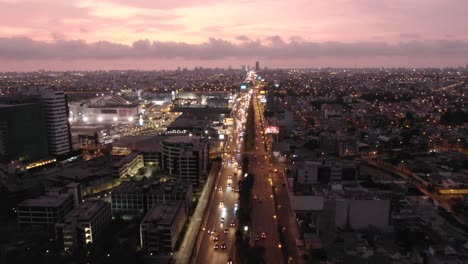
[[255, 61, 260, 72]]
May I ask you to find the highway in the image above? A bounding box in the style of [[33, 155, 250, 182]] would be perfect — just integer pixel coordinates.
[[194, 93, 250, 264], [254, 94, 303, 264], [248, 88, 284, 263]]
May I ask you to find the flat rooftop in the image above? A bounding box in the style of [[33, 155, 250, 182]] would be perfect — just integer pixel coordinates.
[[113, 135, 170, 152], [142, 201, 183, 226], [168, 116, 212, 129], [164, 135, 200, 144], [112, 180, 191, 195], [62, 199, 108, 222], [171, 107, 231, 115], [18, 192, 72, 208]]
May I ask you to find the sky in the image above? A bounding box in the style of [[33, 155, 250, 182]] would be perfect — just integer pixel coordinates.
[[1, 0, 468, 71]]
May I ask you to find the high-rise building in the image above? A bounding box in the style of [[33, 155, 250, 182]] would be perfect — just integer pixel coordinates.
[[25, 87, 72, 156], [255, 61, 260, 72], [161, 136, 208, 185], [55, 199, 112, 253], [0, 101, 49, 162], [1, 86, 72, 162]]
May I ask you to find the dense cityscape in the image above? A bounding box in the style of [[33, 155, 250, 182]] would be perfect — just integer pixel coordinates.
[[1, 65, 467, 264], [1, 1, 468, 264]]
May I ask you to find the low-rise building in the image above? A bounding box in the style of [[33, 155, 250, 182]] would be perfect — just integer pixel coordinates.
[[17, 185, 80, 230], [111, 152, 144, 178], [140, 201, 186, 255], [296, 160, 359, 185], [292, 184, 392, 240], [112, 135, 170, 166], [111, 180, 193, 216], [55, 199, 112, 252]]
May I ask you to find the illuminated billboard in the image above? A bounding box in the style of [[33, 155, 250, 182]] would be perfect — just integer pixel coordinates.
[[265, 126, 279, 134], [240, 83, 248, 90]]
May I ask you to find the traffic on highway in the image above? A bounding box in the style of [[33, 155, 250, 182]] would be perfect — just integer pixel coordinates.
[[195, 92, 251, 264]]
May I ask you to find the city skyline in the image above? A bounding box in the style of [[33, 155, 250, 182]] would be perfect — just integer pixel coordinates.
[[1, 0, 468, 71]]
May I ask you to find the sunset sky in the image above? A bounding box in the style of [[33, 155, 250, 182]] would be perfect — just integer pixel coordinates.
[[1, 0, 468, 71]]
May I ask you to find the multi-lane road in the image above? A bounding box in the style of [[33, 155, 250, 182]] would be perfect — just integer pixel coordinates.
[[254, 91, 303, 263], [194, 93, 250, 264], [248, 89, 285, 263], [194, 79, 300, 264]]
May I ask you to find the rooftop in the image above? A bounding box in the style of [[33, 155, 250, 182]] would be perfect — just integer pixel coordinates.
[[113, 135, 170, 153], [62, 199, 108, 222], [112, 180, 191, 195], [18, 192, 72, 208], [164, 135, 200, 144], [141, 201, 183, 226]]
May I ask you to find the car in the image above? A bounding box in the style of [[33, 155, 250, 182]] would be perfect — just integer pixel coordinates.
[[255, 235, 260, 241], [221, 217, 225, 223], [234, 187, 239, 192], [228, 183, 231, 188], [214, 243, 219, 250], [227, 259, 233, 264], [253, 195, 257, 200], [218, 186, 223, 192], [261, 232, 267, 239], [224, 228, 229, 234], [257, 162, 260, 165], [228, 175, 232, 179], [219, 200, 224, 206], [210, 228, 216, 235], [221, 243, 226, 249], [230, 220, 235, 227], [213, 235, 219, 241]]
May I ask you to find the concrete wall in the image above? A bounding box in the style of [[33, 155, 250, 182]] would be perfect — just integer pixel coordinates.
[[333, 199, 390, 230]]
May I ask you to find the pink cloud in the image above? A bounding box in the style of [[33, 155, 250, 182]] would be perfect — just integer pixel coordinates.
[[1, 0, 468, 70]]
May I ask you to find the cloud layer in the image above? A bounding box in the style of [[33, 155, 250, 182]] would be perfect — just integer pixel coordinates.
[[1, 37, 468, 61], [1, 0, 468, 69]]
